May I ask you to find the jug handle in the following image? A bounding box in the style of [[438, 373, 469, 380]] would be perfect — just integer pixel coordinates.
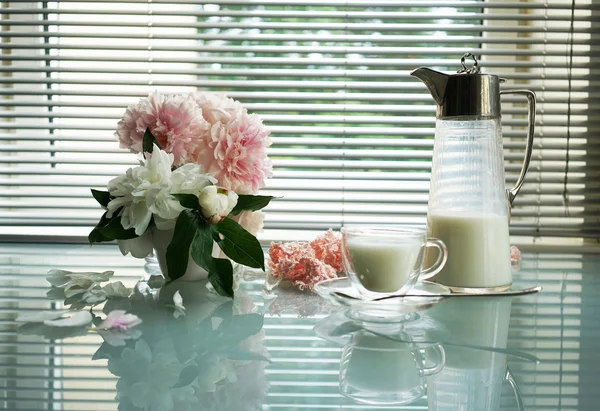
[[505, 365, 525, 411], [499, 89, 536, 208]]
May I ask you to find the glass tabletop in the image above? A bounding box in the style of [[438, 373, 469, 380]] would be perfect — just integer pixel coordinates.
[[0, 242, 597, 411]]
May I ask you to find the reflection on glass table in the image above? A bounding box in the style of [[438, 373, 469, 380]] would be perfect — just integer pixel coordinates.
[[0, 243, 598, 410]]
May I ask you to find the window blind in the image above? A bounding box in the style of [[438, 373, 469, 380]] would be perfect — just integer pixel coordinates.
[[0, 0, 597, 242]]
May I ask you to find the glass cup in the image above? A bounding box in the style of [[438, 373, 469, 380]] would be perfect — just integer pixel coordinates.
[[341, 226, 447, 298], [339, 331, 446, 405]]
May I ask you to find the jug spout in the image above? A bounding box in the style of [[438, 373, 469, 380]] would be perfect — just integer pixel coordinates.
[[410, 67, 449, 106]]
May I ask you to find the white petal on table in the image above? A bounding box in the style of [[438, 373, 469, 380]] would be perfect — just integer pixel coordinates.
[[103, 281, 132, 298], [15, 310, 69, 323], [43, 310, 93, 327], [172, 290, 186, 318]]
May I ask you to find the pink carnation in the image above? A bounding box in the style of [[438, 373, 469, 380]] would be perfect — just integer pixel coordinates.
[[510, 245, 521, 273], [268, 237, 339, 291], [309, 229, 343, 272]]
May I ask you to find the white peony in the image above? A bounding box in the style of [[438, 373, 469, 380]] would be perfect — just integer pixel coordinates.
[[117, 231, 154, 258], [198, 185, 238, 224], [106, 145, 212, 236]]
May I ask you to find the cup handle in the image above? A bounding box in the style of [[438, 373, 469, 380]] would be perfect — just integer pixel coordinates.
[[421, 344, 446, 377], [419, 238, 448, 281]]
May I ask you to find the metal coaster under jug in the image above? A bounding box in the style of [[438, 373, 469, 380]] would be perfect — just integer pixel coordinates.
[[412, 54, 535, 293]]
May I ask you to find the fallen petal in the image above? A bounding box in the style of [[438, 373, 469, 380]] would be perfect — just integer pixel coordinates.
[[103, 281, 132, 298], [98, 310, 142, 330], [97, 328, 142, 347], [46, 269, 71, 287], [173, 290, 185, 311], [15, 310, 69, 323], [44, 311, 93, 327]]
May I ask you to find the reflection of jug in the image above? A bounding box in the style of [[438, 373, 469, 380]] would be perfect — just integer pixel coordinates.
[[426, 298, 523, 411], [412, 54, 535, 292]]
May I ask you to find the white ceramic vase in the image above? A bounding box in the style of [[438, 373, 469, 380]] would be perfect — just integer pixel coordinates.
[[150, 227, 209, 282]]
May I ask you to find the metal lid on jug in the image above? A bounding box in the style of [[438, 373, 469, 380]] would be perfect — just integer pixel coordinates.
[[411, 54, 502, 119]]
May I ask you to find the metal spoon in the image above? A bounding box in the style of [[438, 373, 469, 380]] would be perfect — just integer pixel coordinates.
[[332, 285, 542, 302]]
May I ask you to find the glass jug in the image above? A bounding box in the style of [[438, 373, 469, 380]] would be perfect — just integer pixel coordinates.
[[412, 54, 535, 292]]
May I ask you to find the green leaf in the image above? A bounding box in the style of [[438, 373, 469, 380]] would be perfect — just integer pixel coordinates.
[[142, 128, 160, 156], [190, 218, 215, 271], [98, 217, 138, 240], [172, 193, 200, 210], [89, 211, 117, 244], [92, 342, 126, 361], [229, 195, 275, 216], [88, 228, 112, 244], [188, 218, 235, 297], [171, 364, 199, 388], [208, 259, 234, 298], [215, 217, 265, 270], [166, 210, 200, 281], [230, 313, 265, 340], [91, 189, 111, 207]]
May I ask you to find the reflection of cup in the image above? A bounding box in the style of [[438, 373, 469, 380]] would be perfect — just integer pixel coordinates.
[[341, 227, 447, 298], [427, 298, 520, 411], [339, 331, 445, 405]]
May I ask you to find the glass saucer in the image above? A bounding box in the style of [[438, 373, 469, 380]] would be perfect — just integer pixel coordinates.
[[313, 278, 450, 323], [314, 310, 451, 347]]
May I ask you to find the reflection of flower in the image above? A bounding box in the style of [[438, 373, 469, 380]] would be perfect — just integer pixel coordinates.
[[104, 283, 269, 411], [268, 291, 336, 318], [17, 275, 270, 411], [110, 338, 195, 411]]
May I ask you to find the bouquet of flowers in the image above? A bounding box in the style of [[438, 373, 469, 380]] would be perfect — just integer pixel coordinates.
[[88, 92, 274, 297]]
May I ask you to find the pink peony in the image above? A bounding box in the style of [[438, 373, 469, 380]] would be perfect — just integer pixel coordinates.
[[193, 92, 245, 124], [231, 210, 265, 236], [116, 91, 272, 194], [115, 92, 209, 166], [195, 114, 272, 194]]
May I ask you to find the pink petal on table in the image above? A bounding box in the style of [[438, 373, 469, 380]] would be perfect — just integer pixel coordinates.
[[98, 310, 142, 330]]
